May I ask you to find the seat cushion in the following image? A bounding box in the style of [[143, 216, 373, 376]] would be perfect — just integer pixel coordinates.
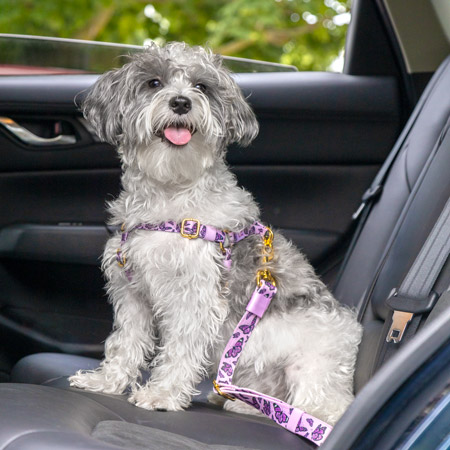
[[92, 420, 253, 449], [11, 352, 100, 385], [8, 353, 314, 449]]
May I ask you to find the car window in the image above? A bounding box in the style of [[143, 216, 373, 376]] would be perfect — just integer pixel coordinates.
[[0, 34, 297, 75], [0, 0, 351, 74]]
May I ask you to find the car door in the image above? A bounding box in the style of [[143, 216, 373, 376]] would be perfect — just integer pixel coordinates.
[[0, 1, 409, 379]]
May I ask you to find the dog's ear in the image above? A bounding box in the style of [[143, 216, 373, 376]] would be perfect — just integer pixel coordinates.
[[227, 95, 259, 147], [224, 79, 259, 147], [81, 68, 126, 146]]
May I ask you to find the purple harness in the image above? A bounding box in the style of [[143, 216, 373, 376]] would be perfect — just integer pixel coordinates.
[[117, 219, 332, 446]]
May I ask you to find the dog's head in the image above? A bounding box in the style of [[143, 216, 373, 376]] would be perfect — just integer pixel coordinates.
[[82, 42, 258, 183]]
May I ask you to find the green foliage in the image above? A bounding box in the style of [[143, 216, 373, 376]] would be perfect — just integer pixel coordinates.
[[0, 0, 351, 71]]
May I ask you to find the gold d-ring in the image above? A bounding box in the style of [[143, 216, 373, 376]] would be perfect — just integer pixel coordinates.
[[213, 380, 235, 401]]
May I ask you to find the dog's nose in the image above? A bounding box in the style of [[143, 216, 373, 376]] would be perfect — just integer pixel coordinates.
[[169, 96, 192, 115]]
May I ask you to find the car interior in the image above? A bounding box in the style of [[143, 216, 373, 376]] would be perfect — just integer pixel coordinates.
[[0, 0, 450, 448]]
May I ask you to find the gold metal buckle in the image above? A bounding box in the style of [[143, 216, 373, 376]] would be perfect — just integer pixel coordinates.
[[256, 269, 276, 287], [386, 310, 414, 343], [213, 380, 235, 401], [180, 218, 200, 239], [116, 249, 126, 267]]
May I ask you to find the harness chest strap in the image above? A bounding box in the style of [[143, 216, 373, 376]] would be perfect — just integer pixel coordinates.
[[116, 219, 270, 273]]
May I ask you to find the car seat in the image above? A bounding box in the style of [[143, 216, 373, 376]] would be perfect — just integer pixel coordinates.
[[1, 56, 450, 450]]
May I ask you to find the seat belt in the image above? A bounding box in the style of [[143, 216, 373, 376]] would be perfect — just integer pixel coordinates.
[[376, 196, 450, 367], [333, 57, 450, 290], [352, 56, 450, 224], [425, 289, 450, 325]]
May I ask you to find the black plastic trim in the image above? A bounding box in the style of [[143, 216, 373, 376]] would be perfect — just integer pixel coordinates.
[[0, 224, 109, 265], [0, 72, 400, 117]]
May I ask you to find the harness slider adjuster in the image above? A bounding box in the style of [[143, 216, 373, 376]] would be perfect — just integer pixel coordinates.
[[180, 218, 200, 239]]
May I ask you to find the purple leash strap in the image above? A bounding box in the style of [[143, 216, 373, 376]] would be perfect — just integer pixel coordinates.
[[213, 280, 333, 446]]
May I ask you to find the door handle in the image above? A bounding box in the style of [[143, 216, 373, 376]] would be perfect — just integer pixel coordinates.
[[0, 116, 77, 146]]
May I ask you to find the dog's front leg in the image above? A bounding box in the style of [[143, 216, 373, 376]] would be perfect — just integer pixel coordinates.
[[69, 276, 156, 394], [128, 266, 227, 411]]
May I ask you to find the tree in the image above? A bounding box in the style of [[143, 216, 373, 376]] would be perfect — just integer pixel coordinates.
[[0, 0, 351, 71]]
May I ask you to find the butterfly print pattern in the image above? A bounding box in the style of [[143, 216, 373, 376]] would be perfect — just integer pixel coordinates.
[[221, 362, 233, 377], [225, 338, 243, 359], [273, 403, 289, 424], [228, 221, 268, 244], [294, 415, 329, 444], [312, 425, 327, 442], [239, 316, 257, 334]]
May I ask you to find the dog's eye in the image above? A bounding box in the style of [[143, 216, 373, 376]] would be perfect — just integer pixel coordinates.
[[194, 83, 207, 93], [148, 79, 162, 89]]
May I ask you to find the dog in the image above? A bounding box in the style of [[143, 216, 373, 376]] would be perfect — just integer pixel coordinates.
[[69, 42, 362, 425]]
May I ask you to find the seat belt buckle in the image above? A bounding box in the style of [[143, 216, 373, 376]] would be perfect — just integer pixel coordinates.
[[386, 310, 414, 343], [386, 289, 439, 314]]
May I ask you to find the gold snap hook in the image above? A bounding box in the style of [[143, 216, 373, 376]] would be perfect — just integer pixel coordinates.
[[256, 269, 276, 287]]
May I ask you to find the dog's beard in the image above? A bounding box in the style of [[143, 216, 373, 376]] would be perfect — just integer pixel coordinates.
[[130, 133, 217, 184]]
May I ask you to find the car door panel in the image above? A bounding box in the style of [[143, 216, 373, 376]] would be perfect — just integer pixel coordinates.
[[0, 71, 401, 362]]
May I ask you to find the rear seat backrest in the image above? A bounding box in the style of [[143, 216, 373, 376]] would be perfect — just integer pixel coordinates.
[[334, 56, 450, 392]]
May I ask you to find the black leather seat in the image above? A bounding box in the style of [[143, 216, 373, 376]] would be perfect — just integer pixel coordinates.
[[2, 56, 450, 449]]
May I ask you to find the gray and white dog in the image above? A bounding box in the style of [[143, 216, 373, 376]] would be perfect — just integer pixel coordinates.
[[69, 42, 362, 425]]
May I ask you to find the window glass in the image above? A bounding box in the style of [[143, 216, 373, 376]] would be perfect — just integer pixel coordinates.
[[0, 0, 351, 73], [0, 34, 296, 75]]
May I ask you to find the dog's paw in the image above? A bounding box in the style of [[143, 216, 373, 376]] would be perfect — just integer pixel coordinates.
[[207, 390, 226, 407], [223, 399, 262, 416], [128, 386, 188, 411], [68, 368, 129, 395]]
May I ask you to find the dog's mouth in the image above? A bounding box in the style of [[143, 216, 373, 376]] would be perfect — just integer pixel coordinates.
[[160, 125, 196, 147]]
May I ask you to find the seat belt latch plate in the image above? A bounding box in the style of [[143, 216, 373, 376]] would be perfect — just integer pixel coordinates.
[[386, 310, 414, 343]]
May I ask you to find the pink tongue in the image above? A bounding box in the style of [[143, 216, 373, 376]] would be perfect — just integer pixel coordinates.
[[164, 127, 192, 146]]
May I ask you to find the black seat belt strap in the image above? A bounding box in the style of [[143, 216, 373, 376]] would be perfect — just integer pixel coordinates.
[[425, 289, 450, 325], [352, 57, 450, 222], [385, 196, 450, 343], [333, 59, 450, 291]]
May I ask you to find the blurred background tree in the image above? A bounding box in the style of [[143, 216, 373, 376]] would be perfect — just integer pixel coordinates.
[[0, 0, 351, 71]]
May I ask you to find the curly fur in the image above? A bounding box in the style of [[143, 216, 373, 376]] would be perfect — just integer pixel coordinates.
[[69, 42, 362, 425]]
